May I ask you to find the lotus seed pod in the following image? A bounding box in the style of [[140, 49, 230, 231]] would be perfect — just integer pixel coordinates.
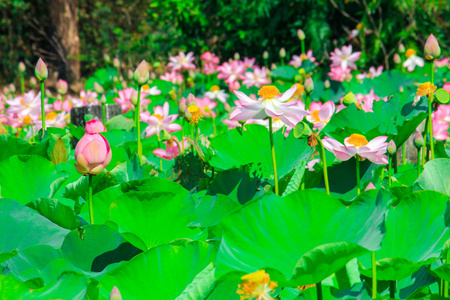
[[393, 53, 401, 64], [304, 77, 314, 94], [56, 79, 68, 95], [93, 82, 104, 94], [109, 286, 122, 300], [424, 34, 441, 60], [413, 130, 424, 149], [343, 92, 357, 106], [35, 58, 48, 81], [297, 29, 305, 41], [48, 133, 71, 165], [279, 48, 286, 58], [387, 140, 396, 156], [158, 129, 171, 142], [293, 122, 312, 139], [133, 60, 150, 85], [263, 51, 269, 60], [18, 62, 26, 73]]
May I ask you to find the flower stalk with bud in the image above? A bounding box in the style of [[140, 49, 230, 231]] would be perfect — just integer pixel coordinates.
[[133, 60, 150, 164], [18, 62, 26, 94], [35, 58, 48, 139]]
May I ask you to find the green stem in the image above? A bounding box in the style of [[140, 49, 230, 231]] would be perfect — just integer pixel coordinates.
[[135, 85, 142, 164], [372, 251, 377, 299], [301, 40, 306, 55], [421, 131, 426, 167], [40, 81, 45, 139], [20, 74, 25, 94], [102, 102, 106, 127], [212, 115, 217, 136], [380, 167, 385, 184], [402, 145, 406, 165], [429, 60, 435, 160], [269, 117, 279, 195], [88, 174, 94, 225], [316, 282, 323, 300], [356, 156, 360, 195], [417, 148, 422, 176], [305, 95, 311, 110], [388, 156, 392, 186], [157, 140, 163, 171], [390, 280, 396, 299], [317, 137, 330, 195]]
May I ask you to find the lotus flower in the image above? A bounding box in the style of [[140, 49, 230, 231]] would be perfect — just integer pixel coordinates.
[[153, 137, 187, 160], [403, 49, 424, 72], [330, 45, 361, 70], [237, 270, 277, 300], [242, 66, 271, 88], [168, 52, 196, 70], [204, 86, 229, 103], [322, 134, 388, 164], [140, 101, 182, 137], [74, 133, 112, 175], [289, 50, 316, 68], [306, 101, 335, 130]]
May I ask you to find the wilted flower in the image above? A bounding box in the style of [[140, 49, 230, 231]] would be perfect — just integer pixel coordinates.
[[416, 82, 437, 98], [322, 134, 388, 164], [74, 133, 112, 175], [403, 49, 425, 72], [237, 270, 277, 300]]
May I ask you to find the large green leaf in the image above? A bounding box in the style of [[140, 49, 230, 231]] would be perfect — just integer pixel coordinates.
[[0, 198, 69, 253], [0, 135, 48, 162], [414, 158, 450, 196], [210, 125, 313, 180], [189, 194, 241, 228], [27, 198, 79, 230], [358, 191, 450, 281], [215, 190, 387, 286], [79, 186, 124, 224], [106, 191, 201, 251], [323, 94, 427, 147], [99, 241, 216, 300], [0, 155, 68, 205]]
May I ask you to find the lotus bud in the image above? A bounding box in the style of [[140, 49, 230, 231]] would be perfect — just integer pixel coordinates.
[[109, 286, 122, 300], [74, 133, 112, 175], [304, 77, 314, 94], [113, 76, 118, 83], [150, 72, 156, 80], [343, 92, 357, 106], [424, 34, 440, 60], [45, 89, 52, 97], [30, 77, 37, 88], [35, 58, 48, 81], [113, 57, 120, 68], [271, 63, 277, 70], [103, 53, 111, 63], [263, 51, 269, 60], [224, 102, 232, 113], [229, 81, 241, 91], [55, 79, 67, 95], [179, 97, 186, 114], [297, 29, 305, 41], [398, 44, 406, 54], [169, 89, 177, 101], [387, 140, 396, 156], [413, 130, 424, 149], [133, 60, 149, 85], [8, 84, 15, 93], [399, 86, 404, 93], [93, 82, 104, 94], [85, 119, 106, 134], [293, 122, 312, 139], [393, 53, 401, 65], [279, 48, 286, 58], [130, 89, 138, 106], [186, 93, 197, 106], [47, 133, 71, 165], [127, 69, 133, 80], [324, 79, 330, 89], [121, 81, 128, 88], [18, 62, 26, 74], [2, 87, 8, 95], [101, 94, 107, 104], [234, 52, 240, 60]]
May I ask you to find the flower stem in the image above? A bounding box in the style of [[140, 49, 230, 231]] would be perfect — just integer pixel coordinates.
[[317, 137, 330, 195], [269, 117, 279, 195], [372, 251, 377, 299], [305, 95, 311, 110], [301, 40, 306, 55], [88, 174, 94, 225], [355, 155, 360, 195], [428, 60, 435, 160], [402, 145, 406, 165], [417, 148, 422, 176], [390, 280, 396, 299], [102, 101, 106, 127], [316, 282, 323, 300], [212, 115, 217, 136], [40, 81, 46, 139], [135, 85, 142, 164], [157, 139, 163, 171], [388, 156, 392, 186], [20, 74, 25, 94]]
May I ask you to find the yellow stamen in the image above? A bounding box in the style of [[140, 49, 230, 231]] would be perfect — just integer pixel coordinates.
[[210, 85, 220, 92], [22, 115, 32, 126], [405, 49, 416, 58], [258, 85, 280, 99], [347, 133, 368, 148], [20, 98, 25, 106], [416, 82, 436, 97], [152, 114, 164, 121], [142, 84, 150, 91], [356, 23, 363, 30], [46, 112, 58, 121], [310, 110, 320, 123], [237, 270, 278, 300], [187, 105, 203, 124], [291, 84, 304, 98], [300, 54, 308, 61]]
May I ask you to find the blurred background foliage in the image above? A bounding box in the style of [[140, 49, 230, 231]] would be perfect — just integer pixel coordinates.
[[1, 0, 449, 86]]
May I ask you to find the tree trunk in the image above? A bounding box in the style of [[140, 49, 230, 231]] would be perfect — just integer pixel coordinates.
[[49, 0, 80, 88]]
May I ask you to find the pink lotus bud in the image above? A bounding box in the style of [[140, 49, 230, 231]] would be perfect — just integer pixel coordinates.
[[2, 87, 8, 95], [30, 77, 37, 88], [279, 48, 286, 58], [127, 69, 133, 80], [365, 182, 376, 191], [297, 29, 305, 41], [53, 100, 63, 111], [113, 57, 120, 68], [399, 86, 404, 93], [179, 97, 186, 114], [271, 63, 277, 70], [304, 77, 314, 94], [212, 56, 220, 64], [93, 82, 104, 94], [150, 72, 156, 80], [35, 58, 48, 81], [234, 52, 240, 60], [201, 51, 213, 62], [424, 34, 440, 60], [130, 89, 138, 106], [398, 44, 406, 53], [18, 62, 26, 73], [186, 93, 197, 106], [133, 60, 149, 85], [443, 82, 450, 94], [8, 84, 15, 93], [387, 140, 396, 156], [74, 133, 112, 175], [85, 119, 106, 134], [229, 81, 241, 91], [393, 53, 401, 64], [109, 286, 122, 300], [263, 51, 269, 60], [224, 102, 232, 113], [324, 79, 330, 89], [414, 130, 424, 149], [113, 76, 119, 83], [101, 94, 107, 104], [57, 79, 68, 95], [103, 53, 111, 63]]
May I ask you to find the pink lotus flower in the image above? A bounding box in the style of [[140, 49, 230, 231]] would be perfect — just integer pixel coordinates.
[[252, 117, 290, 135], [75, 133, 112, 175], [85, 119, 106, 134], [79, 90, 99, 106], [141, 84, 161, 98], [322, 134, 388, 164], [6, 90, 48, 120], [197, 97, 218, 118], [52, 99, 72, 113], [242, 66, 271, 88], [217, 60, 246, 84], [204, 86, 229, 103], [289, 50, 316, 68], [443, 83, 450, 94], [201, 51, 220, 64], [140, 101, 182, 138], [168, 52, 196, 70], [306, 158, 320, 172], [330, 45, 361, 70], [153, 137, 186, 160], [243, 57, 256, 68], [328, 67, 352, 82], [230, 85, 307, 128], [306, 101, 335, 129], [432, 104, 450, 141], [435, 58, 449, 68], [223, 118, 242, 129], [356, 66, 384, 80], [34, 111, 68, 131], [403, 50, 424, 72], [160, 70, 184, 84], [114, 88, 150, 114]]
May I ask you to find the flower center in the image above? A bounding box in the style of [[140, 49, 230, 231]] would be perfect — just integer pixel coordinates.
[[210, 85, 220, 92], [152, 114, 164, 121], [23, 115, 32, 125], [405, 49, 416, 58], [187, 105, 203, 124], [347, 133, 368, 148], [310, 110, 320, 122], [258, 85, 280, 99], [142, 84, 150, 91], [416, 82, 436, 97], [300, 54, 308, 60], [46, 112, 58, 121]]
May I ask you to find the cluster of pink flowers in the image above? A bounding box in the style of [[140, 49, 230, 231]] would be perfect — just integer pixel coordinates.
[[200, 52, 220, 75], [289, 50, 316, 68], [160, 51, 197, 84], [328, 45, 361, 82]]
